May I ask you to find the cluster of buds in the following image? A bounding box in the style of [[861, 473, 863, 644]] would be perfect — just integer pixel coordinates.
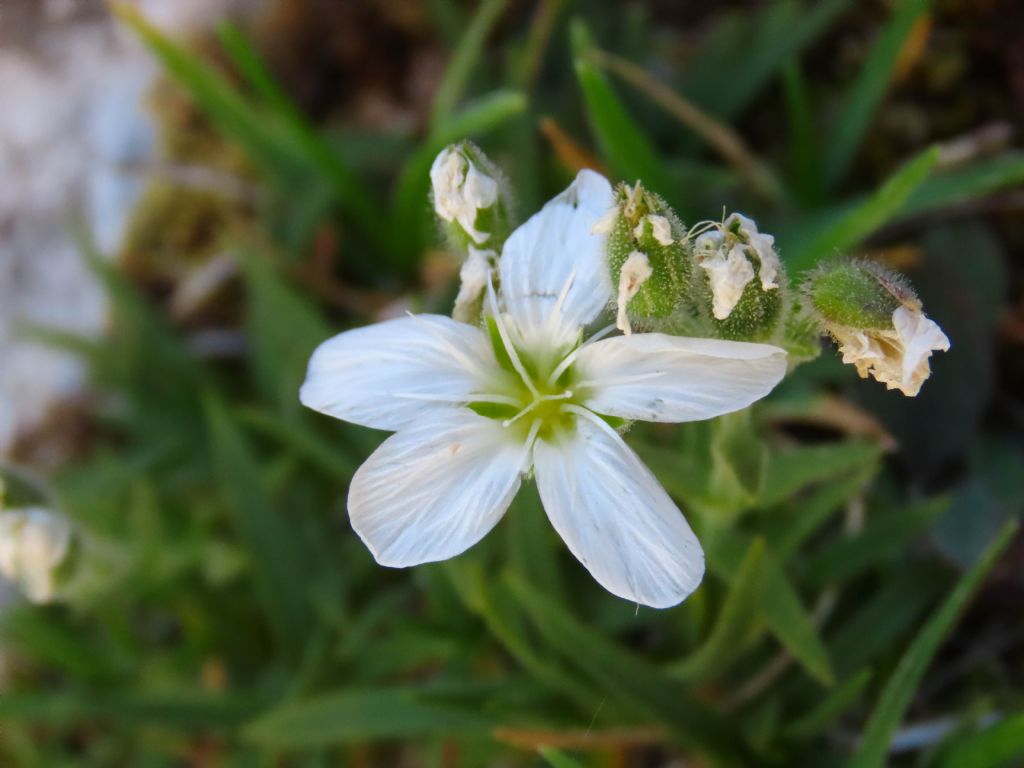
[[430, 142, 513, 323], [594, 182, 691, 335], [0, 476, 74, 604], [804, 259, 950, 396], [428, 142, 949, 397]]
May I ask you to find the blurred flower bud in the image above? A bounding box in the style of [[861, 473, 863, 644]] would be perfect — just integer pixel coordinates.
[[603, 182, 691, 334], [452, 246, 496, 324], [0, 506, 73, 604], [430, 142, 511, 250], [805, 259, 950, 396], [692, 213, 784, 341]]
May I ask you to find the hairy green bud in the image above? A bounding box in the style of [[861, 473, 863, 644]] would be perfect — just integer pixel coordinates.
[[602, 182, 691, 334]]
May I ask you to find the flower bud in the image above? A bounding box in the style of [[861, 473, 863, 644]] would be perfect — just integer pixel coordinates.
[[0, 506, 73, 604], [602, 182, 691, 334], [692, 213, 784, 341], [430, 142, 511, 251], [804, 259, 950, 396]]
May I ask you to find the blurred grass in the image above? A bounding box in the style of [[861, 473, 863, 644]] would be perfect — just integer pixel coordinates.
[[3, 1, 1022, 766]]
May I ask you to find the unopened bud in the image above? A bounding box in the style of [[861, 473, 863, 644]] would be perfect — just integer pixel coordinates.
[[605, 182, 691, 333], [430, 142, 511, 250], [805, 259, 950, 396]]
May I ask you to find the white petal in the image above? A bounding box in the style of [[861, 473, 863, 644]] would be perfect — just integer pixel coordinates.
[[300, 314, 500, 431], [534, 412, 704, 608], [499, 170, 614, 348], [348, 409, 526, 566], [575, 333, 786, 423]]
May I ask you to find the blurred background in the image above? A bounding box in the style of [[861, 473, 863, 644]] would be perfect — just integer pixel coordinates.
[[0, 0, 1022, 765]]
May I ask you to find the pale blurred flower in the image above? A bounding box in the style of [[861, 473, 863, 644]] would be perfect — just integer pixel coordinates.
[[302, 171, 786, 608], [430, 146, 499, 245], [0, 506, 72, 604], [831, 305, 950, 397]]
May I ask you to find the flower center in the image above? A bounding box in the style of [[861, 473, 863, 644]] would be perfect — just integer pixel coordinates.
[[468, 316, 586, 442]]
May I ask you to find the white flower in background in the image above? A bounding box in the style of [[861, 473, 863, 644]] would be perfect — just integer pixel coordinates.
[[831, 305, 950, 397], [301, 171, 787, 608], [430, 146, 499, 245], [0, 506, 72, 604]]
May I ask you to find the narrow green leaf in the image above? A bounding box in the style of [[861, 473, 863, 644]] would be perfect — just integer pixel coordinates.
[[506, 573, 748, 764], [803, 496, 948, 589], [787, 146, 938, 271], [540, 748, 586, 768], [849, 521, 1017, 768], [205, 396, 313, 658], [787, 668, 873, 739], [899, 150, 1024, 218], [671, 539, 765, 681], [939, 712, 1024, 768], [705, 528, 834, 685], [0, 691, 260, 729], [761, 441, 882, 508], [430, 0, 507, 129], [823, 0, 930, 188], [244, 687, 493, 748], [241, 252, 331, 414], [782, 59, 819, 204], [763, 465, 877, 558], [680, 0, 854, 120], [570, 19, 672, 196]]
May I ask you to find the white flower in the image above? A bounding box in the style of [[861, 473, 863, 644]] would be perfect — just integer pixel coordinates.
[[0, 507, 72, 604], [831, 305, 950, 397], [430, 147, 499, 245], [301, 171, 787, 608]]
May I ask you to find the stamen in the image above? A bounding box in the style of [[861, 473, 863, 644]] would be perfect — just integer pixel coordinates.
[[486, 275, 540, 399], [545, 323, 617, 387], [502, 391, 574, 428], [519, 418, 543, 471], [545, 268, 577, 334]]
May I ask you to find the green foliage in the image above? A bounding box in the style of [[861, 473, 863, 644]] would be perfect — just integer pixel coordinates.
[[5, 3, 1021, 766]]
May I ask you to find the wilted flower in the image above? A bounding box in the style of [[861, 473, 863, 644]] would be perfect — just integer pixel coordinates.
[[832, 306, 950, 396], [694, 213, 781, 321], [806, 258, 950, 397], [0, 505, 72, 604], [302, 171, 787, 608]]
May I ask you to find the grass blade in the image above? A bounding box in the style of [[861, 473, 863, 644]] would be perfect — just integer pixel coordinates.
[[244, 687, 494, 748], [939, 711, 1024, 768], [506, 573, 748, 764], [569, 19, 672, 197], [823, 0, 931, 189], [430, 0, 507, 130], [848, 521, 1018, 768], [786, 146, 938, 271]]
